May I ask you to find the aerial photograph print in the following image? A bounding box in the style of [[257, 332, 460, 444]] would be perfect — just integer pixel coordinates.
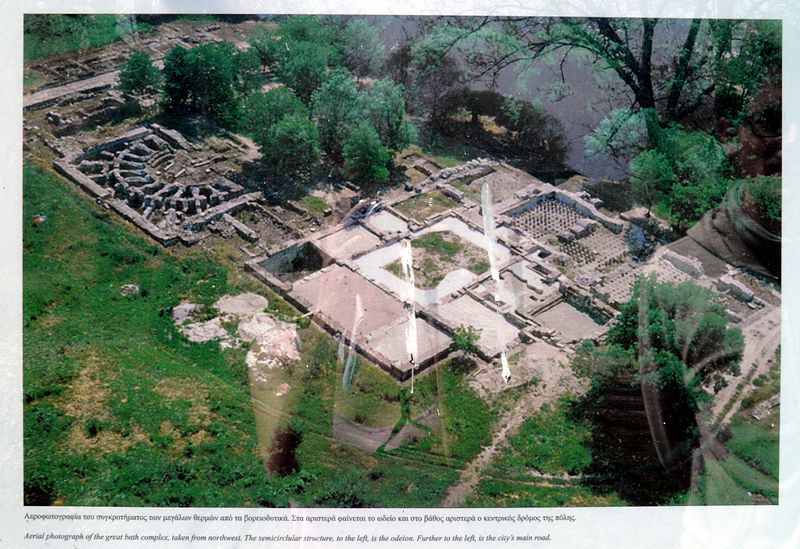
[[22, 13, 781, 509]]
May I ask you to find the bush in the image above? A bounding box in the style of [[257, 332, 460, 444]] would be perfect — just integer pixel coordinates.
[[744, 175, 781, 223]]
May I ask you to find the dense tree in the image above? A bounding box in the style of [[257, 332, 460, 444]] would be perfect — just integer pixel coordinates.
[[161, 46, 191, 114], [584, 108, 650, 163], [161, 43, 240, 126], [360, 79, 416, 151], [232, 47, 263, 95], [260, 114, 320, 178], [496, 97, 567, 163], [606, 276, 743, 391], [342, 122, 392, 182], [571, 276, 743, 503], [629, 125, 731, 228], [408, 36, 464, 126], [239, 87, 307, 140], [628, 149, 677, 215], [278, 41, 330, 104], [334, 18, 387, 77], [277, 15, 335, 46], [708, 20, 781, 123], [417, 18, 780, 134], [311, 68, 361, 158], [117, 50, 162, 96]]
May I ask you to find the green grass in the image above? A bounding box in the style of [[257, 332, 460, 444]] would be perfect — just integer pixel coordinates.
[[23, 163, 285, 506], [276, 331, 465, 507], [22, 162, 502, 508], [703, 458, 752, 505], [492, 398, 592, 477], [383, 231, 488, 289], [697, 349, 779, 506], [24, 15, 154, 61], [468, 479, 624, 507], [726, 423, 779, 479], [438, 360, 496, 464], [467, 259, 490, 274], [719, 454, 778, 503], [335, 357, 402, 428], [394, 190, 459, 222], [420, 140, 482, 168], [412, 232, 462, 258], [299, 195, 329, 218]]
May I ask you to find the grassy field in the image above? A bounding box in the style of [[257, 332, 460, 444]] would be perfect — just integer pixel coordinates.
[[697, 352, 780, 505], [467, 479, 624, 507], [299, 195, 329, 218], [467, 397, 625, 507], [491, 398, 592, 478], [384, 232, 489, 288], [23, 163, 500, 506], [24, 15, 155, 61], [23, 163, 281, 506]]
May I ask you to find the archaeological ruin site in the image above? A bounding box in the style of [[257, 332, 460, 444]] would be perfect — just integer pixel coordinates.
[[22, 15, 783, 511]]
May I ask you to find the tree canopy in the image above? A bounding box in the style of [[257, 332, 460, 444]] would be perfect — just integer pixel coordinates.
[[260, 113, 321, 178], [161, 43, 240, 126], [342, 122, 392, 182], [239, 87, 308, 144], [117, 50, 162, 96], [417, 18, 780, 130], [278, 41, 330, 104], [571, 276, 743, 502], [311, 68, 362, 159], [582, 275, 744, 392]]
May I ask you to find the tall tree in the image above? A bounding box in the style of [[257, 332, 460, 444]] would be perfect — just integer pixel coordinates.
[[260, 113, 320, 178], [418, 17, 780, 132], [239, 87, 307, 140], [334, 18, 387, 77], [360, 78, 415, 151], [161, 43, 240, 126], [342, 122, 392, 182], [278, 41, 330, 104], [572, 276, 743, 503], [628, 149, 676, 215], [311, 68, 361, 159], [232, 47, 263, 95], [117, 50, 162, 96], [161, 46, 190, 114]]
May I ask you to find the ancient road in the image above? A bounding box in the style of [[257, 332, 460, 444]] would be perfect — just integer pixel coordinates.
[[24, 60, 164, 110], [713, 304, 781, 425], [23, 70, 120, 110]]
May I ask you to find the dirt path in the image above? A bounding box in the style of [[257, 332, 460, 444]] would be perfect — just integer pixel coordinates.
[[712, 304, 781, 425], [440, 391, 543, 507], [332, 414, 395, 453], [332, 406, 438, 453], [441, 357, 583, 507]]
